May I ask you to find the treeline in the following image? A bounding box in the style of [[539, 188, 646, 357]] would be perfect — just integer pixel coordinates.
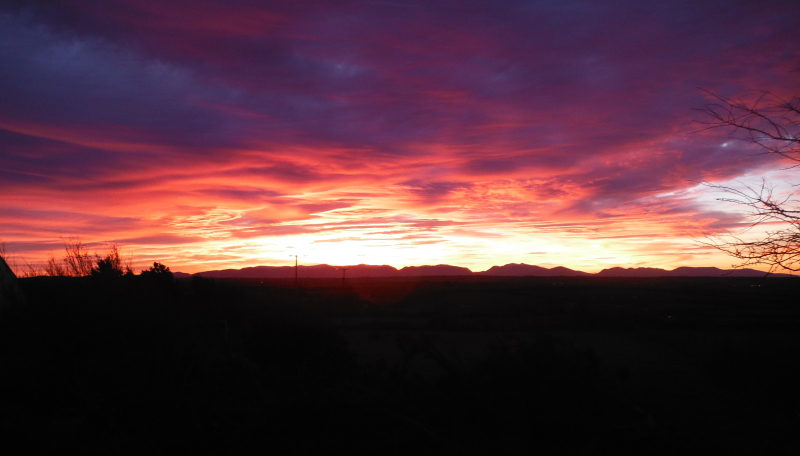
[[4, 239, 171, 280]]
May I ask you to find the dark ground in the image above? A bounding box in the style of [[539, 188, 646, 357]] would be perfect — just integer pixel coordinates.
[[2, 275, 799, 455]]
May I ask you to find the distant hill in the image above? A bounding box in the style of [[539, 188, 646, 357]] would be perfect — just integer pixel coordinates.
[[349, 264, 403, 277], [477, 263, 591, 276], [193, 265, 338, 279], [596, 266, 793, 278], [190, 263, 469, 278], [176, 262, 795, 279], [595, 267, 671, 278], [397, 265, 473, 276]]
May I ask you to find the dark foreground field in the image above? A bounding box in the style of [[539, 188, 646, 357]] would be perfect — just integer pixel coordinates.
[[2, 275, 799, 455]]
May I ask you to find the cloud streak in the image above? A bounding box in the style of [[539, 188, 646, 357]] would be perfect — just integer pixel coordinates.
[[1, 0, 798, 272]]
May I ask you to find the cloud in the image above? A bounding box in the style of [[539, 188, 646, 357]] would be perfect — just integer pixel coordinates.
[[1, 0, 799, 272]]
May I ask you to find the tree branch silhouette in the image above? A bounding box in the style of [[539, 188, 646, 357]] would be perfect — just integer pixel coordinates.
[[696, 85, 800, 271]]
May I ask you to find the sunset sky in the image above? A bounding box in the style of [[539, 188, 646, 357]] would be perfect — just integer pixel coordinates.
[[2, 0, 799, 274]]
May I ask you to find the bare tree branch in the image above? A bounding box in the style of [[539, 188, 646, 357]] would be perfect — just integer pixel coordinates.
[[697, 179, 800, 272], [696, 86, 800, 272], [695, 89, 800, 162], [63, 237, 93, 277]]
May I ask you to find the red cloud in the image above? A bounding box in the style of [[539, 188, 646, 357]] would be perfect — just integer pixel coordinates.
[[2, 1, 799, 272]]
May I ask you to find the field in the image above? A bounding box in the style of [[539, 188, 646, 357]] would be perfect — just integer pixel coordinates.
[[2, 275, 799, 455]]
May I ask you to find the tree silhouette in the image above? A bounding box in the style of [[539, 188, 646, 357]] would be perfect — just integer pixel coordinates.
[[141, 262, 175, 287], [697, 86, 800, 271], [91, 244, 125, 280], [62, 238, 93, 276], [45, 254, 66, 277]]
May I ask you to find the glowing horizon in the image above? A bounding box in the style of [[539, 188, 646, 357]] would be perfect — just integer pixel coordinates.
[[2, 1, 799, 275]]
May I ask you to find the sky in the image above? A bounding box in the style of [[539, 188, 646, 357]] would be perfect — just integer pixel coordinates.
[[1, 0, 799, 274]]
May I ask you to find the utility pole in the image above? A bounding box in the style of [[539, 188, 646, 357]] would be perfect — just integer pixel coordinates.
[[289, 253, 306, 290], [337, 267, 350, 286], [292, 254, 298, 289]]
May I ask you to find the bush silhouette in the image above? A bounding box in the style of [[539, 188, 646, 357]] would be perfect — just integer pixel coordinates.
[[140, 262, 175, 289], [91, 257, 122, 280], [62, 238, 93, 276]]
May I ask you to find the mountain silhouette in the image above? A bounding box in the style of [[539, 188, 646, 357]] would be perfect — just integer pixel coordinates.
[[596, 266, 791, 277], [349, 264, 402, 277], [595, 267, 670, 278], [477, 263, 591, 276], [180, 263, 794, 278], [397, 264, 473, 276], [190, 264, 472, 278]]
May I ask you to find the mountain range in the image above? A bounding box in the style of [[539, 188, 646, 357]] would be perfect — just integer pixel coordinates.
[[174, 263, 794, 278]]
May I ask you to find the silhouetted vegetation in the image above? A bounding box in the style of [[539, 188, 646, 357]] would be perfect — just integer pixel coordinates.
[[8, 239, 137, 279], [44, 254, 66, 277], [140, 261, 175, 287], [62, 238, 93, 276], [1, 274, 799, 454], [697, 86, 800, 272], [90, 244, 130, 280]]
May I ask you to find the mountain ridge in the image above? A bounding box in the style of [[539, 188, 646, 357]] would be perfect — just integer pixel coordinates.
[[174, 263, 794, 278]]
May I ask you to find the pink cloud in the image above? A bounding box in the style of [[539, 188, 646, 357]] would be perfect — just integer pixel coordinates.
[[2, 1, 799, 272]]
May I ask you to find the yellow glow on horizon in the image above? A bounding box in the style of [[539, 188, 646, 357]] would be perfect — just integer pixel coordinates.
[[124, 227, 741, 274], [4, 170, 789, 276]]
